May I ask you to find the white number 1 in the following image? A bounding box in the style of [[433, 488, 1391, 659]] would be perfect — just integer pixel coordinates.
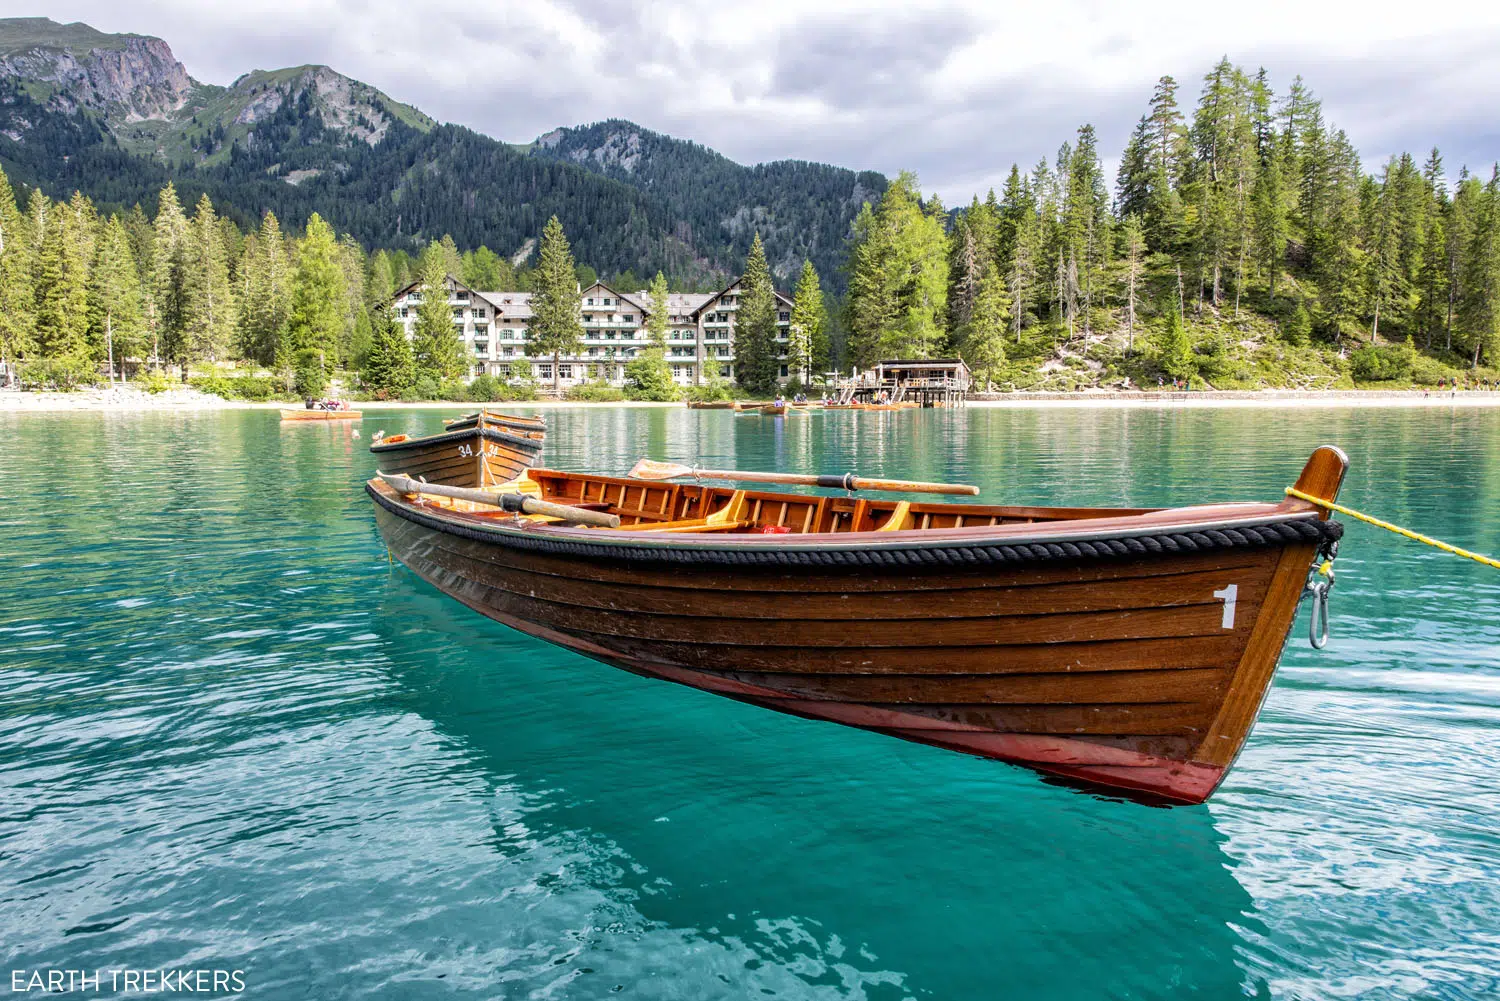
[[1213, 585, 1238, 629]]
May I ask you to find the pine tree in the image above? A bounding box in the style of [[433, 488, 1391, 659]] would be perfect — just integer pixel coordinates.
[[0, 164, 35, 367], [843, 172, 948, 364], [150, 183, 189, 372], [33, 192, 92, 364], [366, 250, 396, 311], [337, 234, 367, 367], [462, 246, 510, 291], [1119, 214, 1146, 354], [526, 216, 583, 394], [1417, 149, 1450, 347], [410, 243, 463, 382], [734, 233, 780, 392], [947, 206, 983, 332], [285, 213, 348, 370], [1252, 145, 1290, 304], [963, 261, 1010, 387], [240, 212, 291, 365], [1155, 295, 1193, 378], [1457, 169, 1500, 368], [91, 216, 144, 382], [361, 308, 415, 397], [183, 194, 237, 366], [788, 260, 825, 383], [645, 270, 671, 348]]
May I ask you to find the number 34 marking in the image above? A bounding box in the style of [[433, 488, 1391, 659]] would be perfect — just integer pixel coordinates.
[[1213, 584, 1238, 629]]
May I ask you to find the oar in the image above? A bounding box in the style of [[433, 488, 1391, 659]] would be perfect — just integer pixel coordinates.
[[627, 459, 980, 496], [377, 472, 621, 527]]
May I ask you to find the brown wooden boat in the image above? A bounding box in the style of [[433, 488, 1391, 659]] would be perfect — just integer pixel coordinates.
[[686, 400, 739, 410], [280, 407, 362, 421], [370, 415, 545, 488], [443, 409, 546, 434], [366, 447, 1348, 804]]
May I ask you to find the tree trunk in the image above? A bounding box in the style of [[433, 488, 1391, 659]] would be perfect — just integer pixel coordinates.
[[553, 351, 560, 395], [1371, 300, 1380, 341], [106, 312, 114, 386]]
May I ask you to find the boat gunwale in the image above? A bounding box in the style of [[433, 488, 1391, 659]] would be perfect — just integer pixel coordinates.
[[366, 478, 1331, 556], [369, 424, 545, 453]]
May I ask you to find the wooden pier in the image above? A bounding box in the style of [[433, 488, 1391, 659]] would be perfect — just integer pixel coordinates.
[[829, 359, 973, 407]]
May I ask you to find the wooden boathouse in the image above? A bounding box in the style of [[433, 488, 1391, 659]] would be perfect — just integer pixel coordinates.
[[831, 359, 973, 406]]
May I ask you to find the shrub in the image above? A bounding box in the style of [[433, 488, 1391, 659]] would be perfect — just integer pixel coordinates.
[[20, 357, 98, 391], [1351, 341, 1416, 383], [139, 370, 172, 394], [468, 374, 504, 402], [683, 382, 734, 402], [411, 375, 440, 401], [436, 379, 471, 402], [623, 351, 679, 401], [567, 381, 627, 402]]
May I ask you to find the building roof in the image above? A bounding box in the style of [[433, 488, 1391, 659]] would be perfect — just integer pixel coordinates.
[[481, 291, 533, 320], [631, 291, 716, 316], [690, 275, 794, 319], [877, 358, 972, 369]]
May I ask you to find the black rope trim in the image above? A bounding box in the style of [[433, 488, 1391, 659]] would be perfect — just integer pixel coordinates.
[[369, 483, 1343, 570]]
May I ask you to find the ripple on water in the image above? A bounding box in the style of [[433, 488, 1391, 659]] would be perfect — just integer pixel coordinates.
[[1, 408, 1498, 999]]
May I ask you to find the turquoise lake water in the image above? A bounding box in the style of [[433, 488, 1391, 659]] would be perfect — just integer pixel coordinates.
[[2, 405, 1498, 999]]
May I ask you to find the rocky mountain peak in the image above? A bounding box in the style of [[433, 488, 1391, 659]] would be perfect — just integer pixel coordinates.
[[0, 17, 193, 122]]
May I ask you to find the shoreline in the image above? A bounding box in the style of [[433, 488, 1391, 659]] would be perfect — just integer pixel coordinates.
[[2, 388, 1499, 413]]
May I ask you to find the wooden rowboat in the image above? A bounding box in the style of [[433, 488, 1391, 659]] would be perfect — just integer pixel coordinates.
[[281, 407, 362, 421], [443, 409, 546, 434], [686, 400, 739, 410], [367, 447, 1349, 804], [371, 417, 544, 489]]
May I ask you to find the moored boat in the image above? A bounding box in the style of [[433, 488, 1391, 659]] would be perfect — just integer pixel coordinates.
[[686, 400, 739, 410], [371, 415, 545, 488], [281, 407, 362, 421], [367, 447, 1348, 804], [443, 409, 546, 435]]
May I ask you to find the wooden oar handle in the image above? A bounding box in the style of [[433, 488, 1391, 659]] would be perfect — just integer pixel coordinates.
[[378, 472, 620, 528], [848, 477, 980, 496]]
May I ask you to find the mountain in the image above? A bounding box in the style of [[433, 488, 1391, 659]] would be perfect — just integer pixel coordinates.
[[533, 120, 885, 285], [0, 17, 883, 289]]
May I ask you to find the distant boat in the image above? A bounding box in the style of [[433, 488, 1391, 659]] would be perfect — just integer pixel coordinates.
[[686, 400, 739, 410], [367, 446, 1350, 805], [280, 407, 361, 421], [372, 411, 544, 488]]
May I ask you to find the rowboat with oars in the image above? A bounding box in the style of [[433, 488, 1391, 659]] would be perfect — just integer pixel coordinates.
[[280, 406, 362, 421], [370, 412, 545, 488], [686, 400, 739, 410], [367, 447, 1348, 804]]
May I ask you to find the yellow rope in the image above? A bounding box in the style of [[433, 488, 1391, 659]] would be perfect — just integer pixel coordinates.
[[1286, 486, 1500, 570]]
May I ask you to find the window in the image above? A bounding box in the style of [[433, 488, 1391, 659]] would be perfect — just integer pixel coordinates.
[[538, 364, 553, 379], [453, 307, 464, 318], [586, 298, 595, 306], [474, 307, 487, 318], [779, 312, 790, 322], [558, 365, 573, 379], [399, 307, 409, 318], [503, 346, 514, 357], [474, 364, 484, 377], [622, 314, 634, 322], [603, 297, 613, 306], [780, 365, 788, 377], [456, 291, 469, 301]]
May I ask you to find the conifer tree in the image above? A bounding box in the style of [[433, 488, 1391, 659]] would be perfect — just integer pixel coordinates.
[[1119, 214, 1146, 354], [843, 173, 948, 364], [150, 183, 189, 371], [240, 212, 291, 365], [645, 270, 671, 348], [0, 165, 35, 367], [1252, 146, 1290, 303], [734, 233, 780, 392], [33, 192, 92, 364], [366, 250, 396, 311], [183, 194, 237, 366], [527, 216, 584, 394], [91, 216, 144, 382], [462, 246, 509, 291], [963, 261, 1010, 387], [362, 308, 414, 397], [410, 243, 463, 382], [1155, 295, 1194, 378], [285, 213, 348, 370], [788, 260, 825, 384], [1457, 170, 1500, 367]]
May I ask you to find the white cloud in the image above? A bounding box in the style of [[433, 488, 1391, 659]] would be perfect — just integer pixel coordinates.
[[26, 0, 1500, 200]]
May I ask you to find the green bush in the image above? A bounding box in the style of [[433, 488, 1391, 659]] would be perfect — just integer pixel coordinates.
[[20, 357, 98, 391], [683, 382, 734, 402], [190, 375, 282, 401], [1351, 341, 1416, 383], [623, 351, 679, 401], [436, 379, 471, 402], [410, 375, 440, 401], [468, 374, 504, 401], [566, 380, 627, 402], [139, 370, 172, 394]]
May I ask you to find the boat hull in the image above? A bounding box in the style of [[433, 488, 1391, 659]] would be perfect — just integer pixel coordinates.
[[370, 425, 544, 488], [281, 408, 361, 421], [368, 470, 1342, 804]]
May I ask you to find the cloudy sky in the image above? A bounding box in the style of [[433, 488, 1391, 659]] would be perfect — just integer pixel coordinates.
[[23, 0, 1500, 201]]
